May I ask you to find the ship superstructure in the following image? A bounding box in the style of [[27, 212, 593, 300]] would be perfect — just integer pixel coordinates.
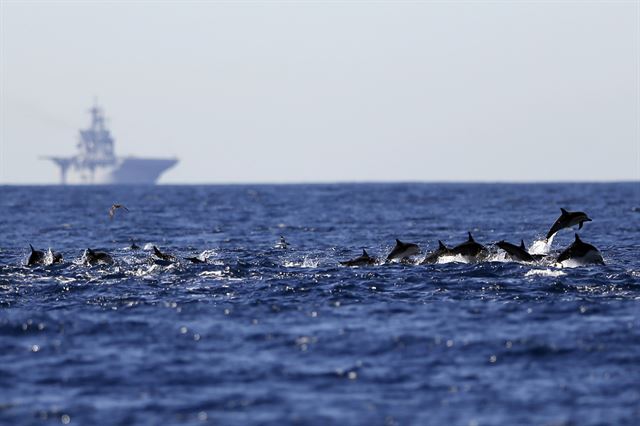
[[44, 104, 177, 184]]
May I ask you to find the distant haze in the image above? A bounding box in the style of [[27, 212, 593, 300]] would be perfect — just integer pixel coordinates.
[[1, 1, 638, 184]]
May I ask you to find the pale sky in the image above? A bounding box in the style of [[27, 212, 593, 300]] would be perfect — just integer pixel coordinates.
[[1, 0, 638, 184]]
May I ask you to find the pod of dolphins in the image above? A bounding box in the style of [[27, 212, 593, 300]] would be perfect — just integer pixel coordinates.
[[24, 208, 603, 268], [340, 208, 603, 267]]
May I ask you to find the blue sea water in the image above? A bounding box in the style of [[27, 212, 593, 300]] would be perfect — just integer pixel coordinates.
[[0, 183, 639, 425]]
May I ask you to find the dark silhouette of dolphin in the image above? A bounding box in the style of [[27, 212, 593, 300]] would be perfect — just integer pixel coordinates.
[[421, 241, 453, 264], [276, 236, 290, 249], [153, 246, 176, 262], [451, 232, 487, 258], [557, 234, 604, 265], [27, 244, 46, 266], [386, 239, 420, 261], [84, 248, 114, 265], [496, 240, 535, 262], [184, 256, 206, 264], [546, 208, 592, 240], [340, 249, 377, 267]]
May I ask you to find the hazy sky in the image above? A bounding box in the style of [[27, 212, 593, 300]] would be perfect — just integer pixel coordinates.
[[1, 1, 638, 184]]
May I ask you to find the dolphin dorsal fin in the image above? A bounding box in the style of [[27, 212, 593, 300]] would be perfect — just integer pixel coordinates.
[[438, 240, 447, 250], [520, 240, 525, 249], [396, 239, 403, 245], [468, 232, 474, 242], [561, 208, 569, 215], [362, 249, 368, 257], [29, 244, 35, 252]]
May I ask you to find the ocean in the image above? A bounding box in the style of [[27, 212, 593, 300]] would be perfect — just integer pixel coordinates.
[[0, 183, 639, 425]]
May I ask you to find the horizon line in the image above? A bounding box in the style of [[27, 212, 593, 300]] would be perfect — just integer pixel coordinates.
[[1, 179, 638, 187]]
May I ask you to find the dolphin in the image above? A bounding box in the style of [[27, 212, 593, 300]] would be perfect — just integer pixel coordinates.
[[451, 232, 487, 258], [84, 248, 114, 265], [47, 248, 64, 264], [27, 244, 46, 266], [386, 239, 420, 262], [420, 240, 453, 264], [557, 234, 604, 266], [129, 239, 140, 250], [276, 236, 290, 250], [546, 208, 592, 240], [340, 249, 377, 267], [184, 256, 206, 264], [153, 246, 176, 262], [496, 240, 536, 263]]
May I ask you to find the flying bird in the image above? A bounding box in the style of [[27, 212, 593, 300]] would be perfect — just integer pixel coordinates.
[[109, 204, 129, 220]]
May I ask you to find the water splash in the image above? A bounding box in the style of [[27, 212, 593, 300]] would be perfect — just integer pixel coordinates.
[[529, 234, 554, 255], [525, 268, 566, 277]]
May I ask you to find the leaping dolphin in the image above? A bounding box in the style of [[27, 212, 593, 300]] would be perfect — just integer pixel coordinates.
[[420, 241, 453, 264], [557, 234, 604, 266], [386, 239, 420, 262], [451, 232, 487, 259], [27, 244, 46, 266], [496, 240, 536, 263], [546, 208, 592, 240], [340, 249, 377, 267]]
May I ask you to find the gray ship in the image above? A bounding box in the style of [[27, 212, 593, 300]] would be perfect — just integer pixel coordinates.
[[44, 103, 178, 184]]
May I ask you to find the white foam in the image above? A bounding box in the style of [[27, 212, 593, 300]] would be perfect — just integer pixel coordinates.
[[198, 249, 217, 260], [284, 256, 320, 268], [525, 268, 566, 277], [529, 234, 554, 255], [199, 270, 225, 278], [436, 254, 471, 264]]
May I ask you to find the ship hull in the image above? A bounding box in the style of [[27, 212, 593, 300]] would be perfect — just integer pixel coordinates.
[[61, 157, 178, 184]]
